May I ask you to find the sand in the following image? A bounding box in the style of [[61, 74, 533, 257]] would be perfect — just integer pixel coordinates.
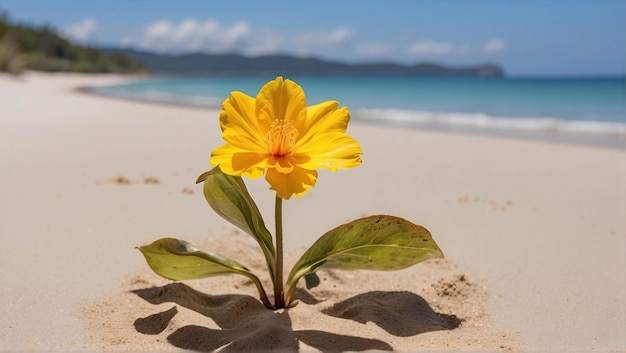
[[0, 72, 625, 352]]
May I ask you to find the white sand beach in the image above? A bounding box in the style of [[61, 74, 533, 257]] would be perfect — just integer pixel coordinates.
[[1, 72, 624, 351]]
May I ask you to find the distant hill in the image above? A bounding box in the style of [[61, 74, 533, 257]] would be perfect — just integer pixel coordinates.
[[0, 12, 147, 75], [101, 48, 505, 77]]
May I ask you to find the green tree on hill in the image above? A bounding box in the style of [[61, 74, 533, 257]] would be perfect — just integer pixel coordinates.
[[0, 11, 147, 75]]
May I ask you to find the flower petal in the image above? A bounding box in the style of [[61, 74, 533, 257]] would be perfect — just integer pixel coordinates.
[[256, 77, 306, 126], [220, 92, 268, 151], [295, 104, 350, 148], [211, 143, 268, 178], [268, 155, 295, 174], [294, 133, 363, 171], [265, 166, 318, 199]]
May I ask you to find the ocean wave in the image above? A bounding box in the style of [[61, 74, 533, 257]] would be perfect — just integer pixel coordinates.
[[353, 108, 626, 135], [88, 87, 625, 138], [89, 87, 222, 108]]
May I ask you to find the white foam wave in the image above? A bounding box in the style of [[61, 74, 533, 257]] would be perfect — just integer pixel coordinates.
[[89, 88, 625, 138], [354, 108, 626, 135], [91, 87, 222, 108]]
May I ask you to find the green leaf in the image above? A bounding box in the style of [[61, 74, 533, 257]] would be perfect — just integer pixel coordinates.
[[285, 215, 443, 303], [138, 237, 274, 308], [138, 237, 254, 280], [196, 167, 275, 275]]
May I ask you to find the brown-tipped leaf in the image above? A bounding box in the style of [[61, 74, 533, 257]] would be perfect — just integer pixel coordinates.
[[287, 215, 443, 291], [138, 237, 274, 308], [138, 237, 255, 280]]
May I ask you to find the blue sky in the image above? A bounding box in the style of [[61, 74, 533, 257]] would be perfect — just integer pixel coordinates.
[[1, 0, 624, 76]]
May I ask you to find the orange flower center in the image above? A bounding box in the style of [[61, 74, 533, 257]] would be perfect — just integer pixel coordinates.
[[267, 119, 299, 156]]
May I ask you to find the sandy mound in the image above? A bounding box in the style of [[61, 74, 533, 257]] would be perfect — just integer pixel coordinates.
[[83, 231, 516, 351]]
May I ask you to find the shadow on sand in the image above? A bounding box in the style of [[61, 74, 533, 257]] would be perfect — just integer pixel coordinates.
[[133, 283, 460, 352]]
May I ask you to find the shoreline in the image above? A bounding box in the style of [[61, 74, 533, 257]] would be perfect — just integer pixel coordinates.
[[1, 71, 625, 351], [84, 77, 626, 151]]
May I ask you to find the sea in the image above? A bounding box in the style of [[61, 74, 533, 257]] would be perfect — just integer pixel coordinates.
[[92, 76, 626, 149]]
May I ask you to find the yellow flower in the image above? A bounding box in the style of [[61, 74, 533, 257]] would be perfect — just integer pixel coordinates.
[[210, 77, 363, 199]]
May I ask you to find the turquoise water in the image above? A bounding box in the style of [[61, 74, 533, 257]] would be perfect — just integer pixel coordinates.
[[93, 76, 626, 148]]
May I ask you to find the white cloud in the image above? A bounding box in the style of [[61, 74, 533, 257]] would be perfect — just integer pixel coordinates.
[[290, 26, 353, 56], [121, 19, 353, 57], [134, 19, 250, 53], [484, 39, 507, 54], [407, 40, 501, 58], [61, 17, 98, 44], [328, 27, 353, 45], [355, 43, 393, 56], [407, 40, 454, 56], [242, 28, 282, 56]]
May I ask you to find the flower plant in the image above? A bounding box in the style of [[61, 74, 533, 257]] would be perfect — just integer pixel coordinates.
[[138, 77, 443, 310]]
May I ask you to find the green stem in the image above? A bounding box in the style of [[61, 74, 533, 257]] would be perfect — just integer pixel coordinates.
[[240, 271, 274, 309], [274, 196, 285, 309]]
